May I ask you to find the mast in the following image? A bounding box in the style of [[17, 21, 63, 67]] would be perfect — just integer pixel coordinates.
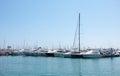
[[23, 40, 25, 49], [3, 40, 6, 49], [78, 13, 80, 52]]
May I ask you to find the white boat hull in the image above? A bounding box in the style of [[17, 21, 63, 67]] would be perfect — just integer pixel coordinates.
[[54, 53, 63, 57], [63, 53, 72, 58]]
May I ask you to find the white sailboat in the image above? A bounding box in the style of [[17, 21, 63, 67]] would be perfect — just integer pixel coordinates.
[[63, 13, 83, 58]]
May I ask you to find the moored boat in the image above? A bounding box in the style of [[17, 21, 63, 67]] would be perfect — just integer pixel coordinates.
[[81, 49, 101, 58], [54, 49, 64, 57], [63, 13, 83, 58], [44, 49, 55, 57], [100, 48, 120, 57], [63, 51, 72, 58]]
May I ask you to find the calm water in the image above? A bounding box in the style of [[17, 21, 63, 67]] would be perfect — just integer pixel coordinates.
[[0, 56, 120, 76]]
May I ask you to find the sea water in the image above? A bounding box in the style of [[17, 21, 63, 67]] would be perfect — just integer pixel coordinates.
[[0, 56, 120, 76]]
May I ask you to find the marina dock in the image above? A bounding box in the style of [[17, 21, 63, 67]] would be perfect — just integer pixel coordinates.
[[0, 48, 120, 58]]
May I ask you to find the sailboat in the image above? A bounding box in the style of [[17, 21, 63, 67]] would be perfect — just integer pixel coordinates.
[[63, 13, 83, 58]]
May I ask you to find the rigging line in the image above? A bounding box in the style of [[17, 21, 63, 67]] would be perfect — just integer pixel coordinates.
[[72, 18, 79, 49]]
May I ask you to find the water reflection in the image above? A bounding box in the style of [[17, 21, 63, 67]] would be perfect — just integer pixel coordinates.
[[1, 56, 120, 76], [69, 59, 83, 76]]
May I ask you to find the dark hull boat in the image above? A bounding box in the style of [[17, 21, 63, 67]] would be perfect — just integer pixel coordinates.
[[45, 53, 54, 57], [71, 54, 83, 58], [45, 52, 54, 57]]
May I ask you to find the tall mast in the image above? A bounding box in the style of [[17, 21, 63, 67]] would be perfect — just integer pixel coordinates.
[[78, 13, 80, 52]]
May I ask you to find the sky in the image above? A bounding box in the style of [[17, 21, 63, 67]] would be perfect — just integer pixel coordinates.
[[0, 0, 120, 49]]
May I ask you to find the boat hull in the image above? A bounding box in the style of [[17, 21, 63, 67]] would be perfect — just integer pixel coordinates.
[[63, 53, 72, 58], [54, 53, 63, 57], [82, 54, 101, 58], [63, 53, 83, 58], [45, 53, 54, 57], [71, 54, 83, 58]]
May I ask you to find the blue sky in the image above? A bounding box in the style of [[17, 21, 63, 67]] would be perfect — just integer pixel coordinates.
[[0, 0, 120, 49]]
